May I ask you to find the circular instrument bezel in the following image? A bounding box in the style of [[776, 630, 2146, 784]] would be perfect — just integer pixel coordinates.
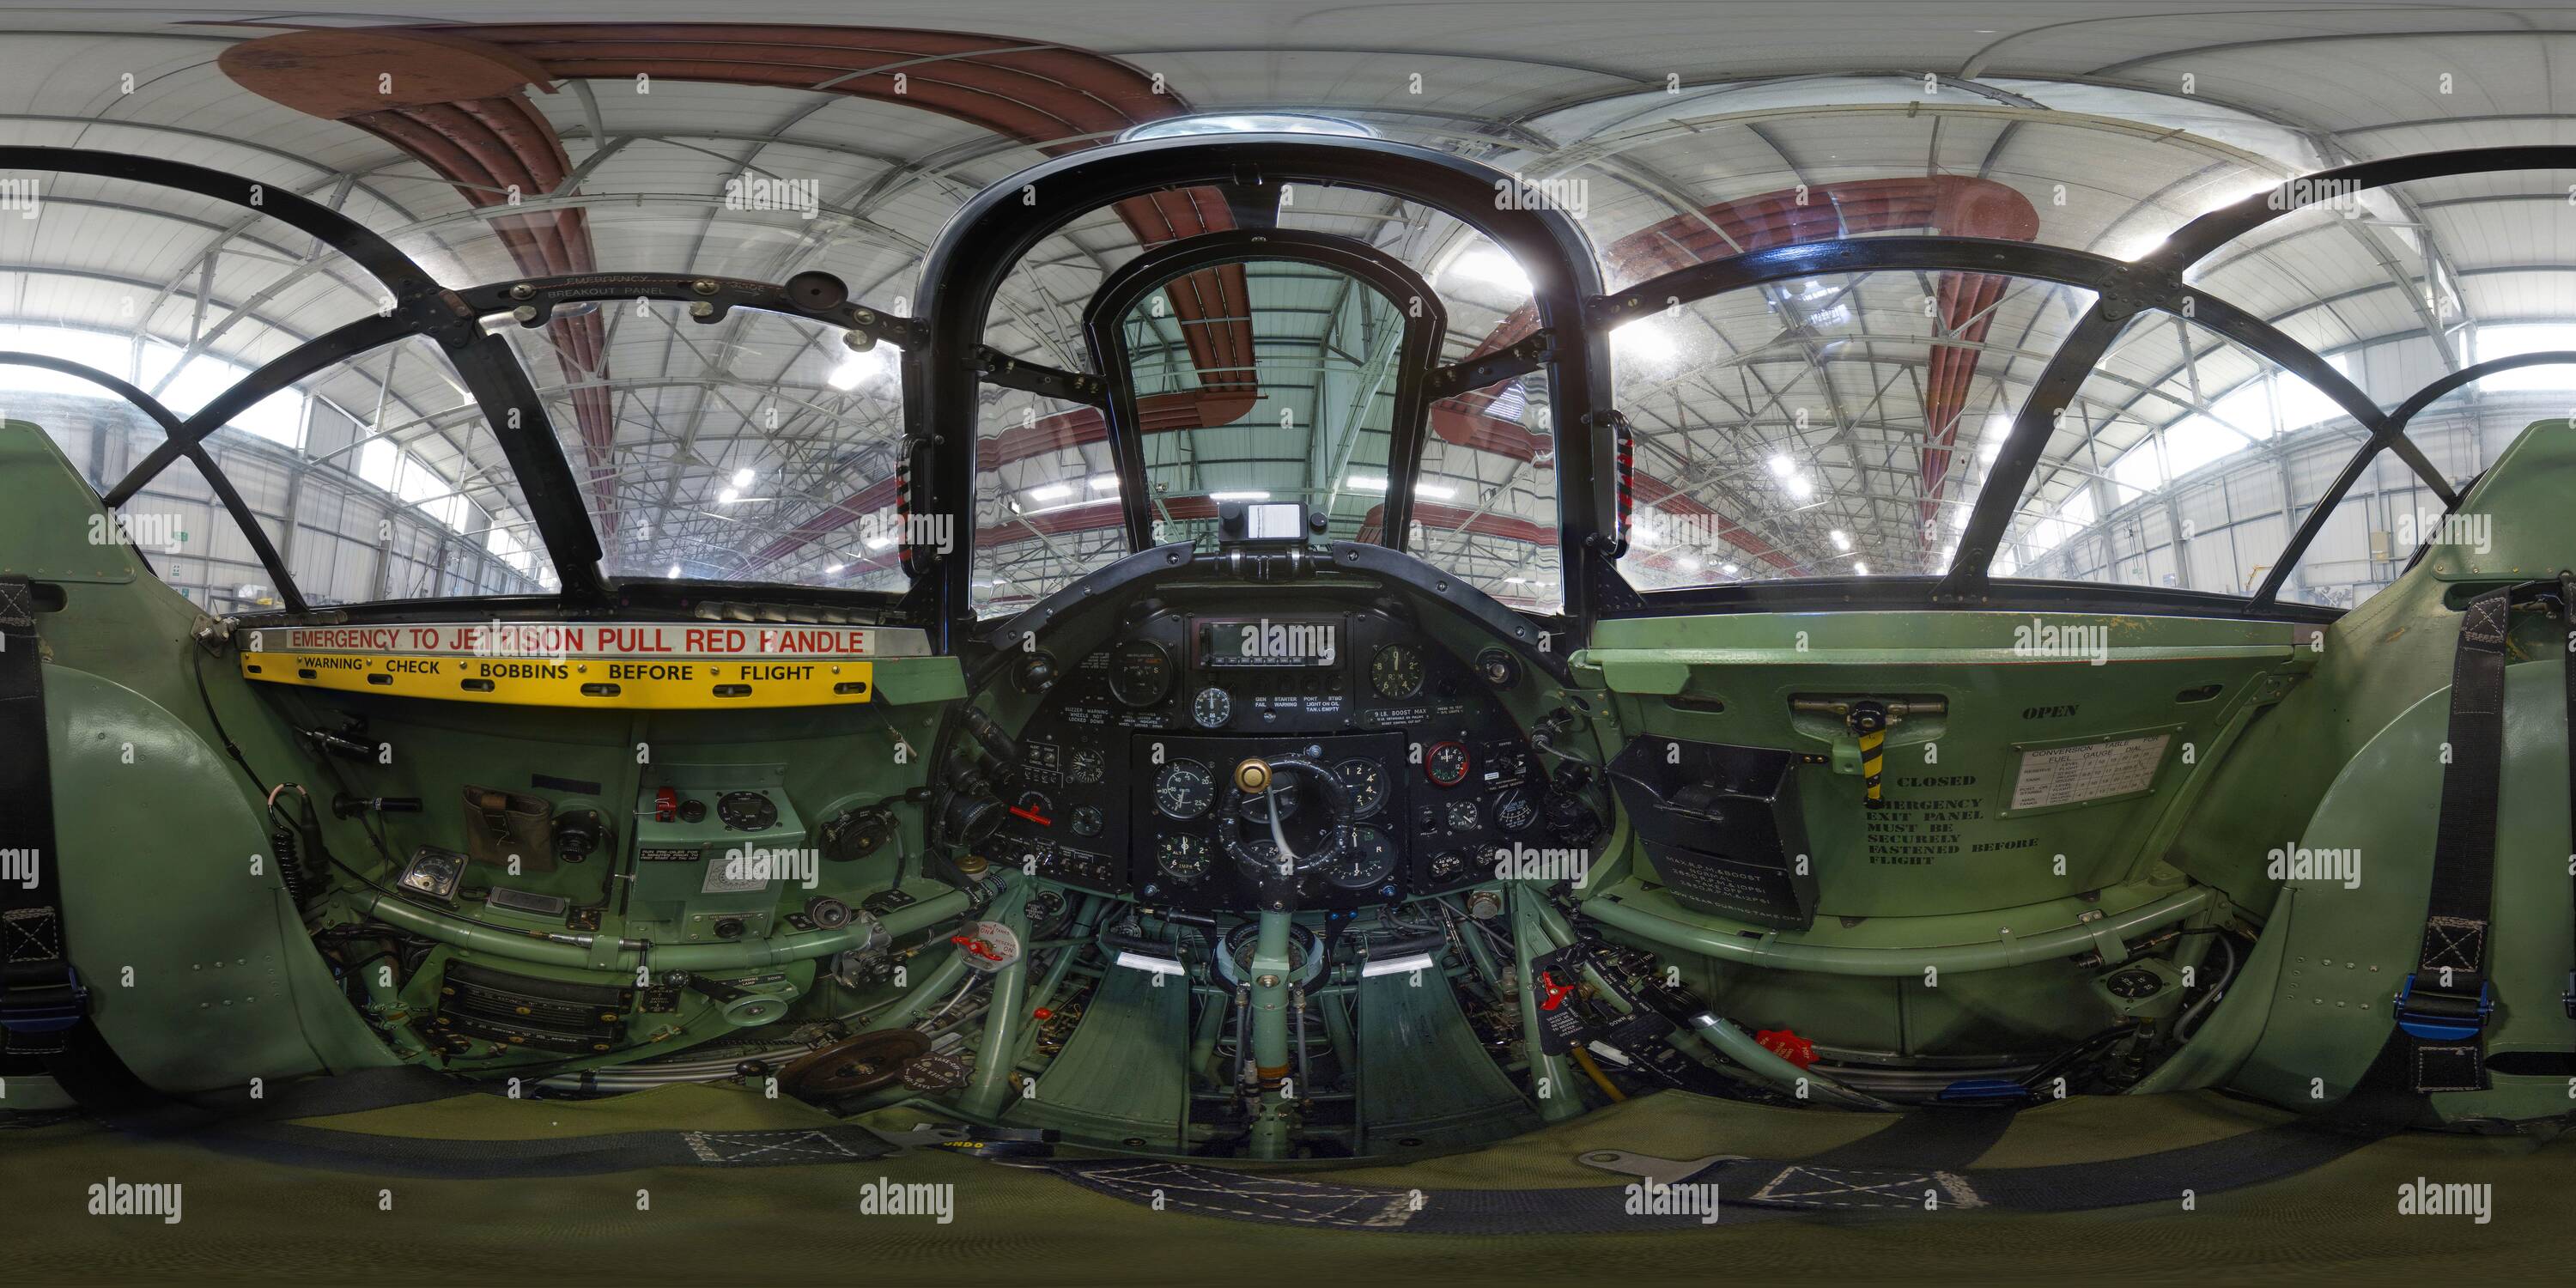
[[1327, 825, 1400, 890], [1155, 759, 1215, 819], [716, 790, 779, 831], [1333, 756, 1387, 818], [1107, 638, 1176, 708], [1424, 739, 1470, 787], [1370, 642, 1427, 699], [1191, 684, 1233, 729]]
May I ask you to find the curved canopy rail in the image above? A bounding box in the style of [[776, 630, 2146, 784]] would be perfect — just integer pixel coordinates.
[[7, 139, 2570, 628]]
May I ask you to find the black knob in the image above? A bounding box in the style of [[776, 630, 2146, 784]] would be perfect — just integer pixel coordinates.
[[714, 918, 745, 940], [1015, 652, 1059, 694]]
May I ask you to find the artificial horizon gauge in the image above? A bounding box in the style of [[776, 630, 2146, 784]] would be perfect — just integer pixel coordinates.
[[1240, 788, 1303, 825], [1425, 740, 1470, 787], [1193, 685, 1233, 728], [1370, 643, 1426, 699], [1157, 833, 1211, 881], [1108, 638, 1175, 708], [1155, 759, 1214, 818], [1334, 756, 1387, 817], [1328, 826, 1398, 890], [1475, 646, 1522, 689]]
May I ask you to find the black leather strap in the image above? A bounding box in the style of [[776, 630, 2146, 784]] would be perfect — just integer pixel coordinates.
[[2562, 573, 2576, 1024], [2356, 576, 2573, 1105], [0, 574, 84, 1059]]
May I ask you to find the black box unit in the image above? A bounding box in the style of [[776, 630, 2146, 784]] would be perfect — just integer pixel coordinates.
[[434, 960, 633, 1054], [1608, 739, 1818, 930]]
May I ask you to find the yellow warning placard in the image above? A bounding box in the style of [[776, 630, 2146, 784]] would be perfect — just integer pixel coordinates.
[[235, 621, 896, 708], [240, 652, 874, 709]]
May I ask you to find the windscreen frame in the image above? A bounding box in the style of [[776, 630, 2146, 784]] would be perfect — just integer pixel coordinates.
[[904, 132, 1616, 653], [1078, 228, 1449, 557]]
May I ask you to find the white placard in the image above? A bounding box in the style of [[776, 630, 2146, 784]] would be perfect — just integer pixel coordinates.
[[2009, 732, 2170, 811]]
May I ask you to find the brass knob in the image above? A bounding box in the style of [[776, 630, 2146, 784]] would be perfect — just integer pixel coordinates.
[[1235, 758, 1271, 793]]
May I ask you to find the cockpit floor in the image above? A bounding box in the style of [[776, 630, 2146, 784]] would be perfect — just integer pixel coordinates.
[[8, 1084, 2567, 1282]]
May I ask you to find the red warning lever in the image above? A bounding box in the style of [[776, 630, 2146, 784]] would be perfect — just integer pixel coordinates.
[[1537, 969, 1579, 1012], [653, 787, 678, 823], [1754, 1027, 1818, 1069], [951, 934, 1005, 962]]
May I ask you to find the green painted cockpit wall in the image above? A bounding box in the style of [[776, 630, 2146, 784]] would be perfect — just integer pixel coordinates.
[[1577, 609, 2316, 918], [2, 418, 973, 1089], [2, 420, 392, 1094], [236, 661, 966, 1076], [1564, 609, 2313, 1059], [2199, 419, 2576, 1125]]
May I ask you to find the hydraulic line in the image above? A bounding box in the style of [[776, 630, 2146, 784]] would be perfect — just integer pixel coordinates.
[[1530, 896, 1896, 1111], [1581, 885, 2216, 977], [1510, 886, 1583, 1121], [343, 883, 971, 972], [1682, 1010, 1899, 1110], [2173, 931, 2241, 1042], [957, 883, 1033, 1118], [1569, 1045, 1627, 1103]]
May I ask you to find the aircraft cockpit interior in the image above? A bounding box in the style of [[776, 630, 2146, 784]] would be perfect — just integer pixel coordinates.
[[3, 4, 2573, 1280]]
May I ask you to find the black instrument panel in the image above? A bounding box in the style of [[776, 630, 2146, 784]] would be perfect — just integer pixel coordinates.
[[993, 604, 1553, 910]]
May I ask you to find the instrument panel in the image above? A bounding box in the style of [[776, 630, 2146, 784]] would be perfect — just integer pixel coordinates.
[[993, 605, 1560, 910]]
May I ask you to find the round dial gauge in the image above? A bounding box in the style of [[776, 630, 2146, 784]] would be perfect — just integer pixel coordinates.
[[1475, 647, 1522, 690], [1443, 799, 1480, 831], [1154, 760, 1214, 819], [1156, 834, 1211, 882], [1069, 748, 1106, 783], [1334, 757, 1387, 818], [1328, 826, 1400, 890], [1428, 849, 1473, 882], [1009, 791, 1054, 828], [1069, 805, 1105, 838], [1370, 644, 1427, 699], [1424, 740, 1470, 787], [1492, 786, 1539, 833], [716, 790, 778, 831], [1107, 639, 1175, 708], [1192, 685, 1233, 729]]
